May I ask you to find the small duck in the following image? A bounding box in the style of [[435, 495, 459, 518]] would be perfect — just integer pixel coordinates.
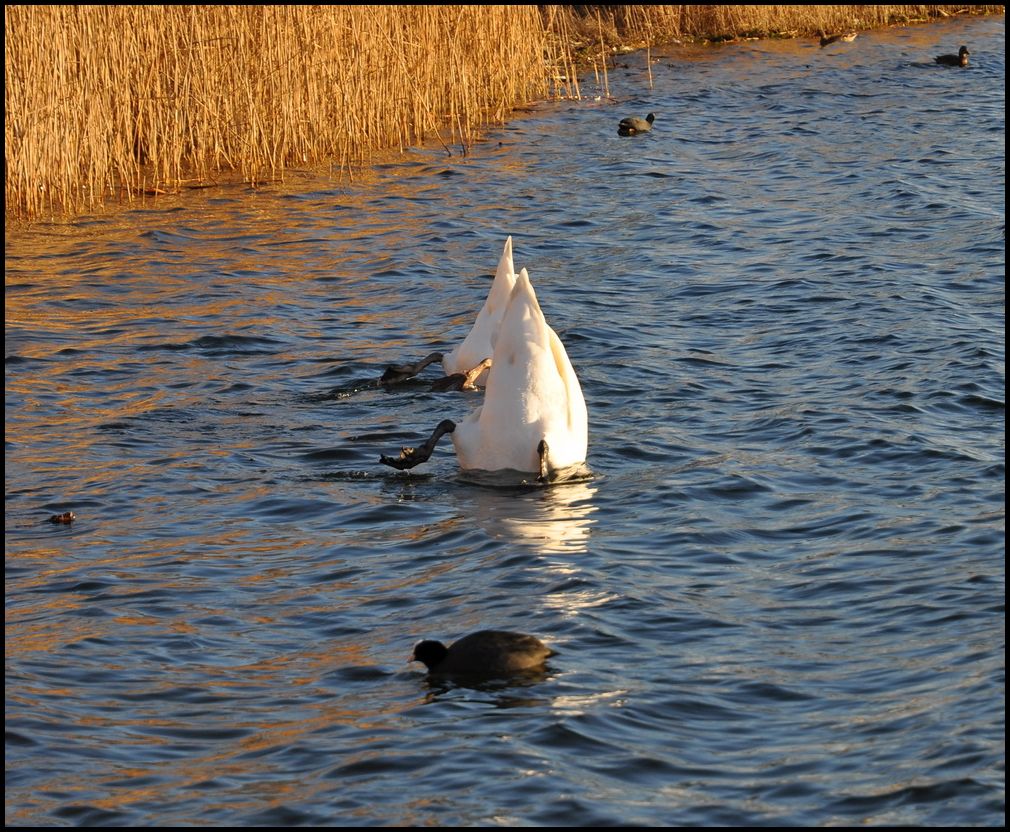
[[935, 45, 970, 67], [819, 32, 857, 47], [618, 112, 655, 136], [48, 511, 75, 524], [411, 630, 555, 677]]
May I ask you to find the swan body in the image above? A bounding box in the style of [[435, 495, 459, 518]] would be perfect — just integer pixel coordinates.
[[442, 236, 517, 382], [451, 268, 587, 475]]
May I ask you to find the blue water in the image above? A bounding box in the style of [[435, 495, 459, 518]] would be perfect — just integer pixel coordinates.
[[5, 15, 1004, 827]]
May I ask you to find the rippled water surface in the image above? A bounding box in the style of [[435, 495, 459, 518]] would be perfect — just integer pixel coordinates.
[[5, 16, 1005, 827]]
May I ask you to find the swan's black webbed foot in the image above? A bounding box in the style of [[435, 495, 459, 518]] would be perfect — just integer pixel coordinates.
[[380, 419, 457, 470], [430, 373, 467, 392], [537, 439, 550, 483], [380, 352, 444, 385]]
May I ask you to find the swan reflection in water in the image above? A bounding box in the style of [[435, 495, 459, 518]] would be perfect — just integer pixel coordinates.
[[468, 478, 598, 555]]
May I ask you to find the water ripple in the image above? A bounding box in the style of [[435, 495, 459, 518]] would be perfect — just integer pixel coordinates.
[[4, 14, 1004, 829]]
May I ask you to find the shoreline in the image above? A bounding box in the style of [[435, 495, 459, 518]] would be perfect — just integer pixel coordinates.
[[4, 5, 1003, 227]]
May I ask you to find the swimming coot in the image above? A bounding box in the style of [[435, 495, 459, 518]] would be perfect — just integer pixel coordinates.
[[935, 46, 970, 67], [411, 630, 555, 676], [618, 113, 655, 136]]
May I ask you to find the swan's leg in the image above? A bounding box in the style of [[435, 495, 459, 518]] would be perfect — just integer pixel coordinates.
[[380, 419, 456, 470], [429, 372, 466, 392], [429, 358, 492, 392], [460, 358, 492, 391], [380, 352, 444, 385], [537, 439, 550, 483]]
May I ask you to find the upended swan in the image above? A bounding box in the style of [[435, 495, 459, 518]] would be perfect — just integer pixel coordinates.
[[378, 237, 515, 390], [381, 267, 588, 480], [441, 236, 516, 383], [455, 267, 588, 474]]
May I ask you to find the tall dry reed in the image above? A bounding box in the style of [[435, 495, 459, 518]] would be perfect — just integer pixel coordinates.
[[4, 5, 555, 222], [5, 5, 1001, 223]]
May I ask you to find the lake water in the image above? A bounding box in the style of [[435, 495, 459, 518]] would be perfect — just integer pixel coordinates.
[[5, 15, 1004, 827]]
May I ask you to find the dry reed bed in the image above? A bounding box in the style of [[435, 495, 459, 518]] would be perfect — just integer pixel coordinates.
[[4, 5, 1002, 223], [562, 4, 1003, 49], [4, 5, 557, 222]]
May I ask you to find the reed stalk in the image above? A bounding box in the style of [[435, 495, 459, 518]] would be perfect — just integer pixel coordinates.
[[5, 5, 1001, 223]]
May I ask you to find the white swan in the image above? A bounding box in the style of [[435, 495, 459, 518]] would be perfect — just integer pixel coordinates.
[[452, 268, 587, 475], [381, 266, 588, 479], [441, 236, 517, 383]]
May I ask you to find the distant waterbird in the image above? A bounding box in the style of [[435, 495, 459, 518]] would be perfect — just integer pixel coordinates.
[[819, 32, 857, 47], [618, 112, 655, 136], [935, 45, 970, 67]]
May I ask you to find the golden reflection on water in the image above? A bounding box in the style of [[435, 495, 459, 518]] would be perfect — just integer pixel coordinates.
[[3, 181, 616, 822], [4, 597, 108, 656], [471, 480, 599, 555], [5, 573, 433, 824]]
